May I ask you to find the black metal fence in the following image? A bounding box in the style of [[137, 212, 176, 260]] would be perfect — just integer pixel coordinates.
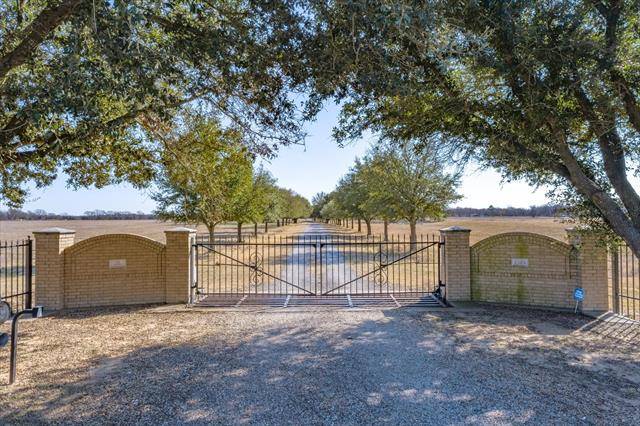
[[0, 238, 33, 314], [192, 234, 444, 301], [610, 244, 640, 320]]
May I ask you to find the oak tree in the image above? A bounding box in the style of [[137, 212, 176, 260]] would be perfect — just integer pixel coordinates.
[[295, 0, 640, 255], [1, 1, 304, 207]]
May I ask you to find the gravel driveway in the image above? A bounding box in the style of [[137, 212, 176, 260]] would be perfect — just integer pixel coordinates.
[[1, 305, 639, 424]]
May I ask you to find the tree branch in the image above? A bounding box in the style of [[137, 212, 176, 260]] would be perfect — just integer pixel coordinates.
[[609, 69, 640, 134], [550, 120, 640, 253], [0, 0, 85, 81], [571, 82, 640, 228], [1, 92, 205, 164]]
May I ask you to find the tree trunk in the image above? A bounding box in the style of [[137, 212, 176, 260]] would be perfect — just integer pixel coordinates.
[[365, 219, 372, 236], [357, 219, 361, 232], [254, 222, 258, 236], [553, 133, 640, 257], [237, 222, 243, 242], [409, 220, 417, 250], [264, 221, 268, 233], [207, 224, 216, 243], [384, 219, 389, 242]]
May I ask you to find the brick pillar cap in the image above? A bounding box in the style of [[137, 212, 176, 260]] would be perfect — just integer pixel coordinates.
[[165, 227, 197, 233], [440, 226, 471, 233], [33, 227, 76, 234]]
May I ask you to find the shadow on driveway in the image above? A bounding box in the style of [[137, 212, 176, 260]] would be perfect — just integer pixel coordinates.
[[1, 305, 639, 424]]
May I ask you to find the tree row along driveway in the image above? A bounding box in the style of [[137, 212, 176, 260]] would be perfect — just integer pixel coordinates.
[[0, 305, 638, 424], [274, 222, 360, 295]]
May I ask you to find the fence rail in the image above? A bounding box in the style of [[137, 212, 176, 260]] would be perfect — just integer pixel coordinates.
[[0, 238, 33, 314], [610, 244, 640, 320]]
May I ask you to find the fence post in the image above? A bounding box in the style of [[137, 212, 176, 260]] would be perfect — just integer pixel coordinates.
[[165, 227, 196, 304], [567, 229, 609, 316], [25, 237, 33, 309], [610, 247, 620, 314], [439, 227, 471, 302], [33, 228, 76, 311]]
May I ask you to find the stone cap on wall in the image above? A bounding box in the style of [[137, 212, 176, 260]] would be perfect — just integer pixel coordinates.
[[33, 227, 76, 234], [164, 227, 197, 233], [440, 226, 471, 233]]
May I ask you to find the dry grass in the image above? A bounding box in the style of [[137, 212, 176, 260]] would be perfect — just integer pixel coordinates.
[[0, 220, 293, 243], [1, 216, 570, 244], [0, 305, 638, 424], [340, 216, 570, 244]]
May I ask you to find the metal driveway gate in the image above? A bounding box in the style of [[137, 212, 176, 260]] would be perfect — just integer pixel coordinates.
[[191, 235, 445, 307]]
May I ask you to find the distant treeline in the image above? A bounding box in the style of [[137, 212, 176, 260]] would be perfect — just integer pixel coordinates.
[[447, 204, 563, 217], [0, 209, 155, 220], [1, 204, 563, 221]]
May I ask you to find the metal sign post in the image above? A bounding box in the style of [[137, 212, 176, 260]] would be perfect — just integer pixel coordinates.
[[8, 306, 44, 384]]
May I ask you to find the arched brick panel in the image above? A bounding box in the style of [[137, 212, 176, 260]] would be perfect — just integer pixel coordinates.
[[470, 232, 578, 308], [63, 234, 166, 308]]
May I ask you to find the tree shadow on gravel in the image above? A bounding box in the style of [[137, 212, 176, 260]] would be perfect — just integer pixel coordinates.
[[2, 307, 640, 424]]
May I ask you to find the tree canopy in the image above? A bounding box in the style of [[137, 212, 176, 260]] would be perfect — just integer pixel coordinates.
[[6, 0, 640, 258], [289, 0, 640, 255], [152, 115, 253, 239], [1, 0, 305, 207], [152, 115, 311, 240], [323, 141, 460, 241]]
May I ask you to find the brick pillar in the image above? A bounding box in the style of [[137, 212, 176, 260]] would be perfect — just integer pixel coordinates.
[[165, 227, 196, 304], [566, 229, 609, 316], [33, 228, 76, 311], [440, 227, 471, 303]]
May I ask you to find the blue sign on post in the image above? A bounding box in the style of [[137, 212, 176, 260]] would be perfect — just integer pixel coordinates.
[[573, 287, 584, 314]]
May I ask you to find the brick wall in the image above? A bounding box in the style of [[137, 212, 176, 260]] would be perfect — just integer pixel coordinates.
[[33, 228, 76, 310], [34, 226, 611, 314], [440, 227, 471, 302], [63, 234, 166, 308], [566, 230, 610, 315], [470, 232, 578, 309], [34, 228, 195, 310]]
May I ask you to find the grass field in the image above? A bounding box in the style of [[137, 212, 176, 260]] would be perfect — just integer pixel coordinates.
[[336, 216, 570, 244], [0, 220, 287, 243], [1, 216, 570, 244]]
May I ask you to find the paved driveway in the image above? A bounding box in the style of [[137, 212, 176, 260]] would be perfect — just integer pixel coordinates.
[[1, 305, 639, 424]]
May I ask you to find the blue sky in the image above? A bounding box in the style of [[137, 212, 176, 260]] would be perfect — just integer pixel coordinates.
[[18, 103, 549, 214]]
